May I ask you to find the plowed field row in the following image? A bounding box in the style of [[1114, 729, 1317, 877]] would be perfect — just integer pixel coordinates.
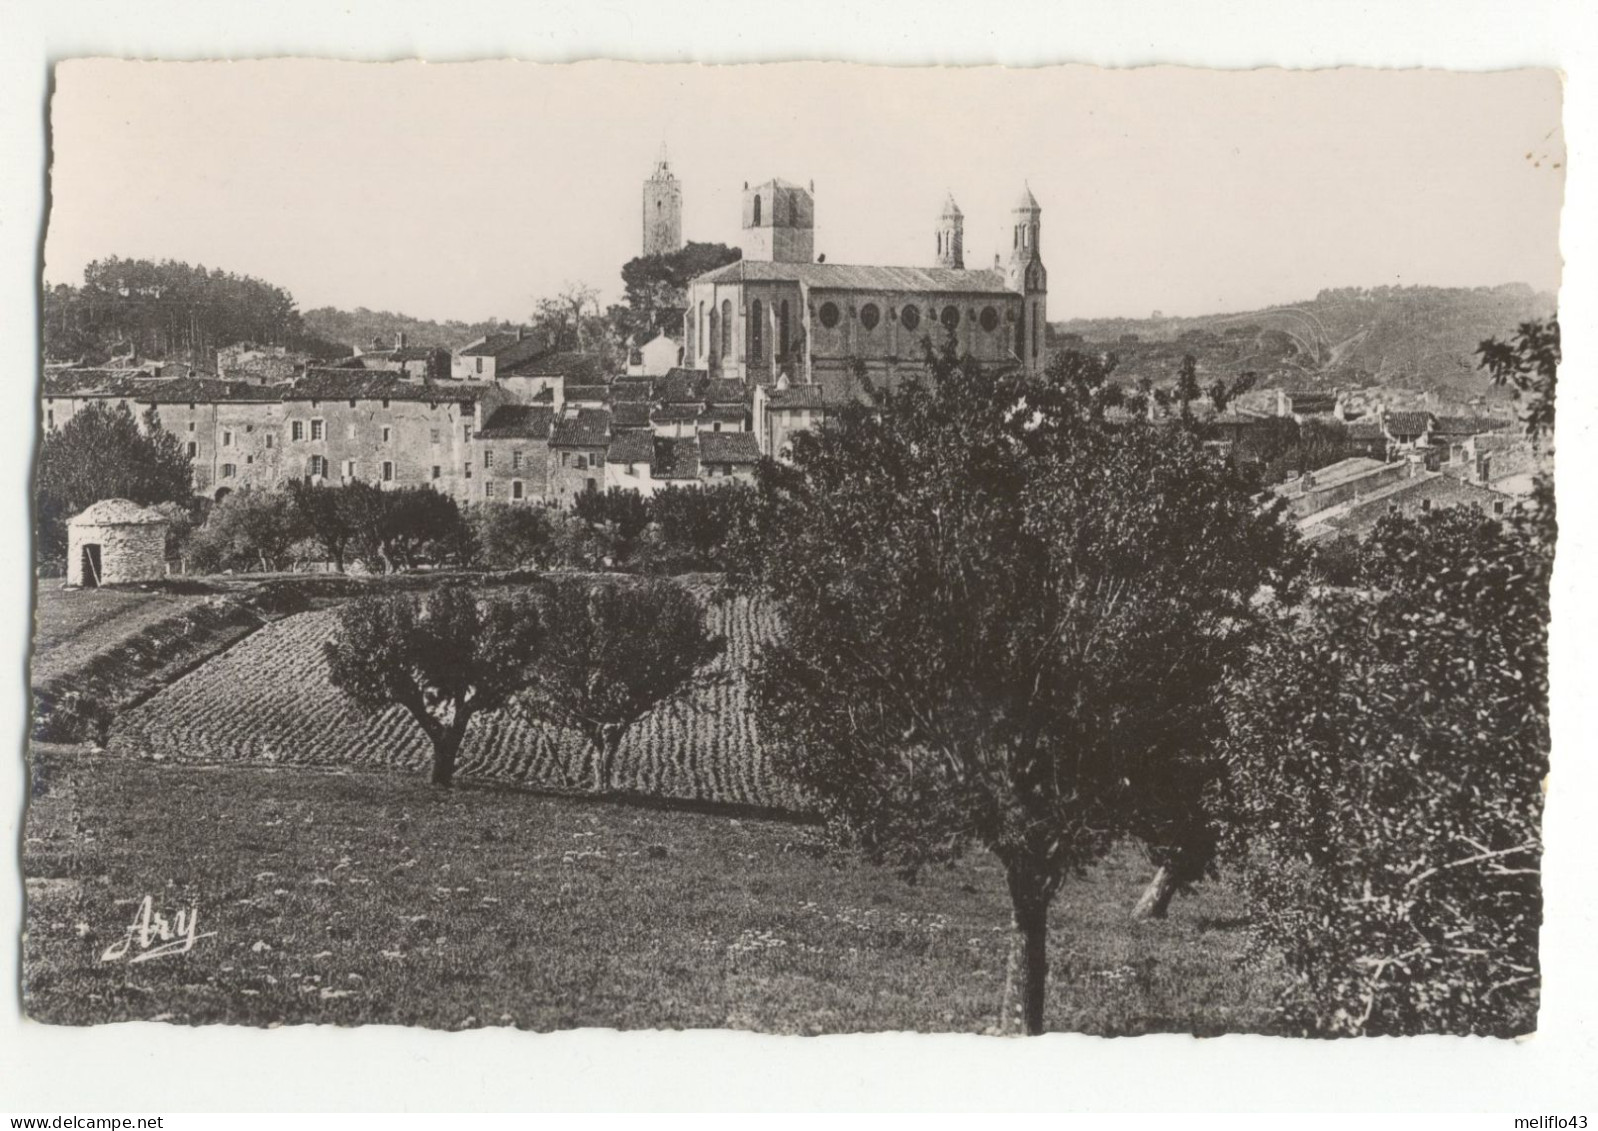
[[108, 591, 803, 812]]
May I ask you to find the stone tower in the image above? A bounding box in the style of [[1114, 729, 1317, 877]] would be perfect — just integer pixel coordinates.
[[1005, 184, 1048, 377], [740, 178, 814, 263], [935, 193, 964, 269], [642, 145, 683, 257]]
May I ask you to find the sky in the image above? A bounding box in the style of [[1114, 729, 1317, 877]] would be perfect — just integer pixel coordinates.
[[43, 60, 1566, 324]]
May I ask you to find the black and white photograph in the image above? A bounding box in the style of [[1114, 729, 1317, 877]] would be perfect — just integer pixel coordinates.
[[4, 3, 1596, 1113]]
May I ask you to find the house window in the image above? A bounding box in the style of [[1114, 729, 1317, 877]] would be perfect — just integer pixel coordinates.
[[246, 455, 253, 465], [512, 480, 524, 500], [346, 423, 357, 440], [753, 194, 762, 224], [222, 429, 234, 447], [382, 399, 390, 409], [562, 452, 571, 468], [512, 449, 522, 470], [382, 426, 392, 443], [574, 454, 587, 471], [485, 480, 497, 498], [432, 465, 442, 480], [46, 410, 53, 428], [310, 455, 326, 477], [1421, 499, 1432, 512], [431, 428, 440, 444], [382, 461, 395, 482], [221, 463, 236, 479], [188, 421, 196, 433], [343, 459, 358, 481], [265, 434, 275, 449], [186, 441, 197, 458], [464, 461, 473, 479], [1494, 500, 1505, 515], [311, 400, 320, 409], [484, 449, 494, 468], [310, 419, 325, 441], [713, 422, 722, 432], [475, 358, 483, 374], [464, 425, 472, 443], [349, 399, 357, 409]]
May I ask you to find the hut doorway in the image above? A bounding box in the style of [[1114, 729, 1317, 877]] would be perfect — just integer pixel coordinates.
[[80, 544, 103, 588]]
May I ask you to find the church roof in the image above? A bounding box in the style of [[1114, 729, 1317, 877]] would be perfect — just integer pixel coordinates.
[[941, 193, 963, 220], [1015, 183, 1040, 211], [693, 260, 1013, 296]]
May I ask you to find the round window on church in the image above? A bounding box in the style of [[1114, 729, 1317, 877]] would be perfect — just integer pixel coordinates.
[[980, 306, 1000, 332], [940, 305, 960, 332], [819, 301, 841, 329], [860, 303, 881, 331], [900, 305, 921, 332]]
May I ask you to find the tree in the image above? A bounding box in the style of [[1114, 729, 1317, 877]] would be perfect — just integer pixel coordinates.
[[471, 503, 557, 570], [287, 480, 355, 571], [186, 488, 303, 573], [1206, 370, 1258, 415], [1174, 353, 1202, 419], [380, 487, 469, 569], [1223, 505, 1549, 1035], [35, 402, 193, 568], [325, 586, 543, 787], [573, 486, 652, 563], [648, 482, 754, 571], [1477, 315, 1557, 440], [619, 242, 742, 340], [515, 578, 723, 794], [735, 339, 1303, 1034]]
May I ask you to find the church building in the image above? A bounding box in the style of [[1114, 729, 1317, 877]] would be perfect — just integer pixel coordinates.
[[682, 178, 1047, 403]]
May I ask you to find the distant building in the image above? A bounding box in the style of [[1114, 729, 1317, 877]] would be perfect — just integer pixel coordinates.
[[452, 328, 547, 381], [683, 179, 1047, 401]]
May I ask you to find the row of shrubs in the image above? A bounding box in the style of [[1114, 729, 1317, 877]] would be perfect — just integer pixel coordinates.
[[160, 480, 752, 577]]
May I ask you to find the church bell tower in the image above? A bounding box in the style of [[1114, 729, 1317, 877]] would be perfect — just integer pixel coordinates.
[[935, 193, 964, 269], [642, 145, 683, 257], [1006, 184, 1047, 377]]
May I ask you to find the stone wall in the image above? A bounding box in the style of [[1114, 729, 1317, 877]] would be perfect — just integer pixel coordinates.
[[67, 521, 167, 586]]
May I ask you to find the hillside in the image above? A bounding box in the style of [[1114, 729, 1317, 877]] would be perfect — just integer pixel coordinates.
[[1052, 283, 1556, 404], [299, 307, 509, 354]]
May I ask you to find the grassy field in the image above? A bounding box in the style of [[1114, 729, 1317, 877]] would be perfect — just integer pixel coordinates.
[[22, 745, 1288, 1035], [30, 587, 214, 684]]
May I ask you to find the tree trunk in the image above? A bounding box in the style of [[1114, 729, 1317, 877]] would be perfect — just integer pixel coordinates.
[[429, 713, 470, 788], [1005, 860, 1053, 1037], [592, 728, 623, 794], [1131, 864, 1178, 921]]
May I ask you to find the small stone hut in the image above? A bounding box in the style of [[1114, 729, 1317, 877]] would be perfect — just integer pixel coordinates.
[[66, 499, 170, 587]]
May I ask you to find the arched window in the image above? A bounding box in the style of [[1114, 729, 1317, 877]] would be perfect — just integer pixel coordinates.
[[750, 299, 764, 363], [979, 306, 999, 332], [1032, 310, 1040, 359], [699, 301, 706, 354], [940, 305, 960, 332], [819, 302, 841, 329], [721, 299, 732, 357], [1016, 311, 1026, 357], [860, 303, 880, 332], [779, 300, 791, 357], [707, 307, 719, 362], [900, 305, 921, 332], [753, 194, 762, 225]]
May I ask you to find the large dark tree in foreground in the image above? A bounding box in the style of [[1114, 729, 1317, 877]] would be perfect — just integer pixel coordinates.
[[1223, 504, 1550, 1036], [325, 586, 543, 787], [1478, 315, 1558, 440], [515, 578, 723, 794], [35, 401, 193, 568], [735, 342, 1303, 1034]]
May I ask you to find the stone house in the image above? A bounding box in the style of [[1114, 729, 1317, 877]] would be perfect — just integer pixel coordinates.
[[549, 409, 612, 504], [452, 328, 544, 381], [41, 370, 143, 433], [752, 380, 827, 459], [474, 405, 556, 504], [139, 378, 288, 500], [278, 370, 500, 503], [67, 499, 169, 587], [698, 431, 761, 482], [604, 431, 661, 496]]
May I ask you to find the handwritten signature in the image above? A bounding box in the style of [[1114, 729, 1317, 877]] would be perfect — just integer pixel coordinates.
[[99, 895, 215, 964]]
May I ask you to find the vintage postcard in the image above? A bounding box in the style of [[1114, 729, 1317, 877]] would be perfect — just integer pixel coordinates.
[[23, 59, 1563, 1047]]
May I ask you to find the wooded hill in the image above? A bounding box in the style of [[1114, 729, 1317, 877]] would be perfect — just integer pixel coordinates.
[[1052, 283, 1557, 399]]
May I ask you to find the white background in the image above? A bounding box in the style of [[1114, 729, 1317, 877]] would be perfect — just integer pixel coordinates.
[[1, 0, 1594, 1114]]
